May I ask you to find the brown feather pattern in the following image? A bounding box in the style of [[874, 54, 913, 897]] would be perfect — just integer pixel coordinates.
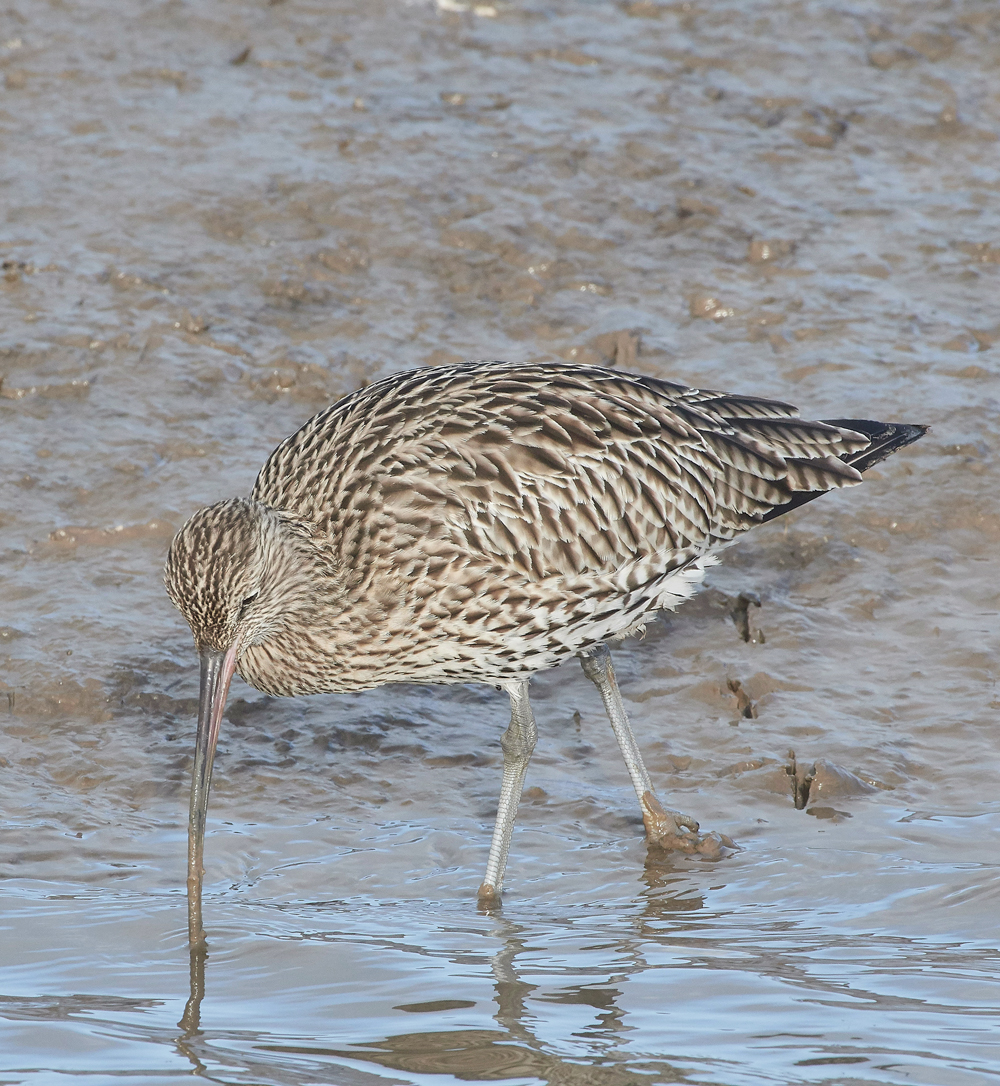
[[164, 361, 913, 699]]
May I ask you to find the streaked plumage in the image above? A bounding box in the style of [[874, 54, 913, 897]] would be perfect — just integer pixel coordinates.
[[165, 360, 925, 941]]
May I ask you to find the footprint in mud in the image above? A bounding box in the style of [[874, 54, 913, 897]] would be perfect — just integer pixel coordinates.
[[719, 753, 886, 818], [786, 752, 879, 810], [807, 806, 852, 822], [729, 590, 765, 644], [727, 677, 757, 719]]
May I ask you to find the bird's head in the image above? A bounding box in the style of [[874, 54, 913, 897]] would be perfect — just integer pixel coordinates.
[[164, 496, 324, 657], [164, 496, 336, 946]]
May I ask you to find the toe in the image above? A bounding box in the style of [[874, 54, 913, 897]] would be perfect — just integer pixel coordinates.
[[674, 811, 700, 833], [638, 791, 737, 857], [694, 831, 739, 859]]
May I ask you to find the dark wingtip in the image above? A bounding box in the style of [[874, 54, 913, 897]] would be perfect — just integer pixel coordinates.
[[822, 419, 929, 474], [759, 419, 927, 524]]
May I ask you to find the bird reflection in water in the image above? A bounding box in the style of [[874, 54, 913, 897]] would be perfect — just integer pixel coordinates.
[[174, 863, 705, 1082]]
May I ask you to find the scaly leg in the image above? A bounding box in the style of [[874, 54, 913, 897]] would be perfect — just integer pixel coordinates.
[[478, 680, 537, 905], [578, 643, 730, 858]]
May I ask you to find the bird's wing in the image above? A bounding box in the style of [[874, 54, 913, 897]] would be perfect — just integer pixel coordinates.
[[252, 362, 870, 599]]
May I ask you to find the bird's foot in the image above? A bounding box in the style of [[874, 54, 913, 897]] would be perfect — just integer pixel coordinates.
[[477, 880, 502, 910], [640, 790, 736, 859]]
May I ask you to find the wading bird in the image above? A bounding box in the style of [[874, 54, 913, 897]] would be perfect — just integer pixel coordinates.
[[165, 361, 924, 944]]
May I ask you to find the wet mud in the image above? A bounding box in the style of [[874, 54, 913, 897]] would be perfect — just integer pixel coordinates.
[[1, 1, 999, 1083]]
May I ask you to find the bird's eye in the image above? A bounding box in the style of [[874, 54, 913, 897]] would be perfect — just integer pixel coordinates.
[[240, 592, 259, 611]]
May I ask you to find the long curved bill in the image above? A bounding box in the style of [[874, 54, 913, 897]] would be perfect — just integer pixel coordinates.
[[187, 643, 239, 947]]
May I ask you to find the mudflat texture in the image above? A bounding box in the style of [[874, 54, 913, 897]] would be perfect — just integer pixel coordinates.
[[1, 2, 998, 1084]]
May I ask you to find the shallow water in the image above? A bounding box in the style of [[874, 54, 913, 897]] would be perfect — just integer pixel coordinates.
[[1, 0, 999, 1082]]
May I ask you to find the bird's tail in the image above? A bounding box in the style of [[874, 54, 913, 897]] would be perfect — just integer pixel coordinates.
[[821, 419, 928, 474], [759, 419, 927, 524]]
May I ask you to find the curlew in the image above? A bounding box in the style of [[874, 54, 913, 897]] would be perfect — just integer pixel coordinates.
[[165, 361, 925, 943]]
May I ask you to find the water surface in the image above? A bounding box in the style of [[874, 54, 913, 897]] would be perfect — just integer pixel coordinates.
[[1, 1, 998, 1082]]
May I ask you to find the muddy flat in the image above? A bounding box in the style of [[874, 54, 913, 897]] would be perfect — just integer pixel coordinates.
[[1, 2, 998, 1083]]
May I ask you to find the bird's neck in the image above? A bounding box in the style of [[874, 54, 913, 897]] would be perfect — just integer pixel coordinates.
[[237, 506, 430, 697]]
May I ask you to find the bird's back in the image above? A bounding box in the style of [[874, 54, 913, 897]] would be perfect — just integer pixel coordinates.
[[248, 362, 909, 684]]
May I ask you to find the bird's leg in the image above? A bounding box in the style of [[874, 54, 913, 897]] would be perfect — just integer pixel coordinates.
[[478, 680, 537, 906], [578, 643, 731, 858]]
